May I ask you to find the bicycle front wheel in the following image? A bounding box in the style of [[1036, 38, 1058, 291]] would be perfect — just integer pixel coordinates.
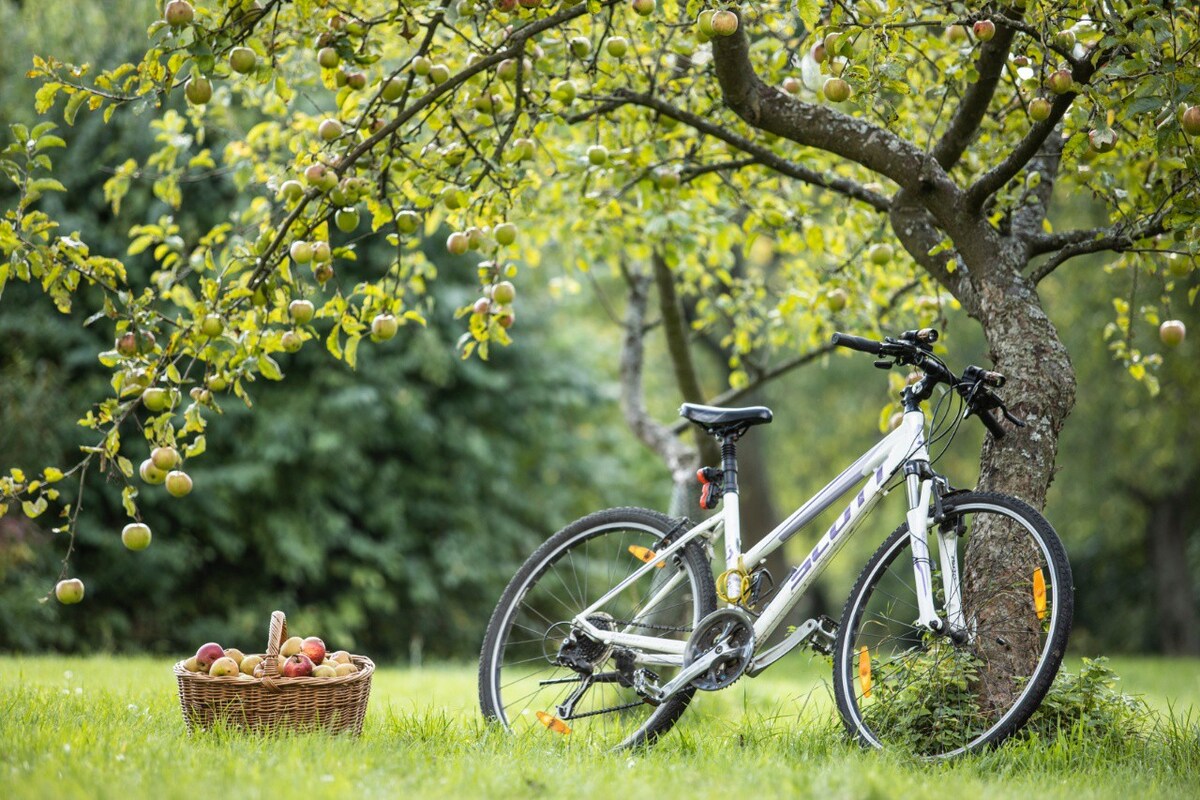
[[833, 491, 1073, 757], [478, 507, 717, 749]]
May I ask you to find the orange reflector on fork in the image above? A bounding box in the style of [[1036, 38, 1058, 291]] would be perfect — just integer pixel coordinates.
[[628, 545, 665, 568], [1033, 568, 1047, 620], [535, 711, 572, 735], [859, 646, 872, 699]]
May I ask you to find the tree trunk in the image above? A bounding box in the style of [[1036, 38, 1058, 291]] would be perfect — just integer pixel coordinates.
[[961, 260, 1077, 712], [1144, 489, 1200, 655]]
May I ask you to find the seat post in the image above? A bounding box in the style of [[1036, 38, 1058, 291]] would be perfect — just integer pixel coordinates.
[[720, 435, 739, 496]]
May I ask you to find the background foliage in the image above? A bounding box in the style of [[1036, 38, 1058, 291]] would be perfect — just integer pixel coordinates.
[[0, 0, 1196, 660]]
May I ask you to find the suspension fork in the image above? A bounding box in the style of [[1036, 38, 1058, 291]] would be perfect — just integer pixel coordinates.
[[904, 462, 942, 631]]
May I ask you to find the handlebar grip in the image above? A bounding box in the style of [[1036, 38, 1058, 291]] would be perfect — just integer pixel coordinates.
[[830, 332, 884, 355], [979, 408, 1007, 440]]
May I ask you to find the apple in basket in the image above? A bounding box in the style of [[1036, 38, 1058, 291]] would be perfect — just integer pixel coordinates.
[[282, 654, 315, 678], [195, 642, 225, 670], [208, 657, 240, 677], [300, 636, 326, 665]]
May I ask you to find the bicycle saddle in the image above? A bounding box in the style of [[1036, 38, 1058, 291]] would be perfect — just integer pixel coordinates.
[[679, 403, 773, 430]]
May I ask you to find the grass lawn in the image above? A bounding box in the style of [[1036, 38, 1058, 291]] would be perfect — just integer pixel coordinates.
[[2, 652, 1197, 799]]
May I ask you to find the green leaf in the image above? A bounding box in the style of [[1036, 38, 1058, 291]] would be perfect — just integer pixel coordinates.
[[64, 91, 87, 126], [121, 485, 138, 518], [257, 354, 283, 380]]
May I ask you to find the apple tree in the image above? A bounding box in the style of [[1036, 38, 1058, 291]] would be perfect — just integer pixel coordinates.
[[0, 0, 1197, 634]]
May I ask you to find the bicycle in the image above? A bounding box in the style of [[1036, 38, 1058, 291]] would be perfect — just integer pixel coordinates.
[[478, 329, 1073, 757]]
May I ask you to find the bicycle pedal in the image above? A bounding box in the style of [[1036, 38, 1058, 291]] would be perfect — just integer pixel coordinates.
[[808, 615, 839, 655]]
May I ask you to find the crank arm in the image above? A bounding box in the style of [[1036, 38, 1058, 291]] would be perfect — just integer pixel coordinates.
[[646, 643, 753, 703]]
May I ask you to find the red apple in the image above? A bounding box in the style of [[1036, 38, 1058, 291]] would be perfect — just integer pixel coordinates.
[[973, 20, 996, 42], [1046, 69, 1072, 94], [1160, 320, 1186, 347], [301, 636, 326, 665], [116, 332, 139, 357], [195, 642, 226, 670], [282, 654, 315, 677], [782, 77, 802, 94]]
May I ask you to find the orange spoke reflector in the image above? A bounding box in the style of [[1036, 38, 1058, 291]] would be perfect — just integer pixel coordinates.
[[858, 646, 872, 699], [1033, 568, 1047, 620], [535, 711, 572, 735], [628, 545, 665, 569]]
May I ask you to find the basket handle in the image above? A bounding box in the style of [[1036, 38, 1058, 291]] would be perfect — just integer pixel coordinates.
[[263, 610, 288, 682]]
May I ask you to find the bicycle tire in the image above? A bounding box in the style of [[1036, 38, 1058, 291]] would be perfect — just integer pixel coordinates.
[[833, 491, 1073, 757], [478, 507, 717, 749]]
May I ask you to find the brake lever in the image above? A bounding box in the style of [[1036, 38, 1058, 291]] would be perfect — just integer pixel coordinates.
[[1002, 407, 1027, 428]]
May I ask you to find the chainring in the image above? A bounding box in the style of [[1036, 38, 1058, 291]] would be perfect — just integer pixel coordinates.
[[683, 608, 756, 691]]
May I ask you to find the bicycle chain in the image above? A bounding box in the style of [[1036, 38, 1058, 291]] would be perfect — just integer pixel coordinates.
[[564, 699, 646, 720], [610, 618, 693, 633]]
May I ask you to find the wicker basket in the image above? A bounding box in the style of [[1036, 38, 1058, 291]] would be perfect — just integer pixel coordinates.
[[174, 610, 374, 735]]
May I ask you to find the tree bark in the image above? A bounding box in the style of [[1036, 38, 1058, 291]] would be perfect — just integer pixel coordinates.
[[1144, 489, 1200, 655]]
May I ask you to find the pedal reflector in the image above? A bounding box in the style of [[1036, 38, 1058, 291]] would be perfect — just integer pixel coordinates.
[[628, 545, 664, 568], [535, 711, 572, 735], [859, 646, 872, 699], [1032, 568, 1047, 620]]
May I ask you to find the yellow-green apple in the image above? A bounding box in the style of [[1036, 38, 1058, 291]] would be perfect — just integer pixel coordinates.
[[240, 655, 263, 675], [280, 636, 303, 657], [121, 523, 152, 551], [208, 656, 240, 677], [55, 578, 85, 604], [165, 470, 193, 497]]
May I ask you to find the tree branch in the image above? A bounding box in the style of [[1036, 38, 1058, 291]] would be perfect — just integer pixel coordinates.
[[931, 24, 1018, 170], [1028, 217, 1170, 284], [609, 90, 890, 212], [619, 269, 696, 483], [965, 58, 1099, 209], [653, 251, 720, 466], [708, 21, 960, 207]]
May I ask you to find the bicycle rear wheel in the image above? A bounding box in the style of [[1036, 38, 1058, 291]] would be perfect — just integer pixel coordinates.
[[833, 491, 1073, 757], [478, 507, 716, 749]]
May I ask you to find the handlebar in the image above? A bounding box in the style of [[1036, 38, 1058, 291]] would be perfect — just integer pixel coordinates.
[[831, 330, 1021, 440], [829, 332, 884, 355]]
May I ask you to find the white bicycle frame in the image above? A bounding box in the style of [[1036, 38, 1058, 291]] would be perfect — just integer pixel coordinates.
[[570, 407, 965, 670]]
